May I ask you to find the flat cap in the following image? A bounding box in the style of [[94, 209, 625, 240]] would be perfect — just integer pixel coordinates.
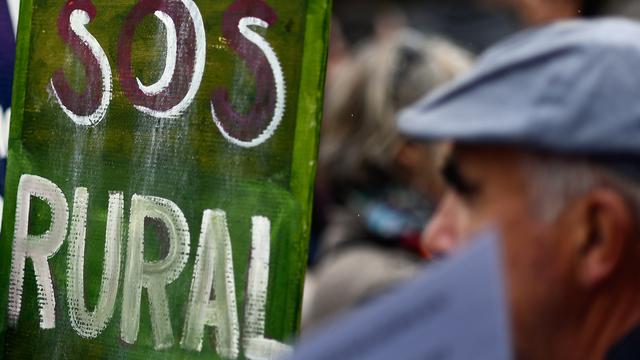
[[398, 18, 640, 158]]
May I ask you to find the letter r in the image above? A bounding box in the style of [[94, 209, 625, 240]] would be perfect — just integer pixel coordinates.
[[8, 174, 69, 329]]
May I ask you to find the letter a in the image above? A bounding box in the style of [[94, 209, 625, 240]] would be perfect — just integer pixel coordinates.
[[181, 210, 240, 358]]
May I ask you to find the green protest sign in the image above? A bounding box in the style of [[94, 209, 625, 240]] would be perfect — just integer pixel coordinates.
[[0, 0, 329, 358]]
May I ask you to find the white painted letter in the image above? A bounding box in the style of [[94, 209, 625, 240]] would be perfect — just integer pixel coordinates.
[[181, 210, 239, 358], [243, 216, 292, 359], [136, 11, 177, 97], [120, 195, 190, 350], [8, 174, 69, 329], [67, 188, 123, 338], [121, 0, 206, 119], [0, 107, 10, 158]]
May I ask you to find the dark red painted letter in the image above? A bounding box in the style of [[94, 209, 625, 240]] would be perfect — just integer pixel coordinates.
[[211, 0, 286, 147]]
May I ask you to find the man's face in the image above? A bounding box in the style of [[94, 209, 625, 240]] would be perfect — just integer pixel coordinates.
[[441, 144, 582, 357]]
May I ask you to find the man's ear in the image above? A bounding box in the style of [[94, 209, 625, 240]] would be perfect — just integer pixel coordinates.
[[573, 188, 635, 288]]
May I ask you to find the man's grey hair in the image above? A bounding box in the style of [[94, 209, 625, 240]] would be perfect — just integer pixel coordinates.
[[522, 154, 640, 225]]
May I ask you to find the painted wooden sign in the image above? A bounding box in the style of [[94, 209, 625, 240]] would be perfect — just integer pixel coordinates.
[[0, 0, 329, 358]]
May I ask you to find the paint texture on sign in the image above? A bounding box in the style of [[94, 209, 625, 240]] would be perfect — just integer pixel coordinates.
[[0, 0, 330, 358]]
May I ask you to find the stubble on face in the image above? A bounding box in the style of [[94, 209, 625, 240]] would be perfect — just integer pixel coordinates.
[[444, 145, 583, 359]]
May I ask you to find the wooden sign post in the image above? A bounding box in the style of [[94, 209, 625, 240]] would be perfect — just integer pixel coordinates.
[[0, 0, 330, 358]]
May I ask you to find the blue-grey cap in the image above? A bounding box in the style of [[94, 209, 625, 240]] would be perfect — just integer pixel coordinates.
[[398, 18, 640, 159]]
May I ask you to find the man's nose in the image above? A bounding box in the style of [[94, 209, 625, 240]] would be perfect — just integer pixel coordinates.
[[420, 217, 457, 260], [420, 192, 464, 259]]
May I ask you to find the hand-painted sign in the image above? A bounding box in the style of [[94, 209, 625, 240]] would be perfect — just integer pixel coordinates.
[[0, 0, 330, 358]]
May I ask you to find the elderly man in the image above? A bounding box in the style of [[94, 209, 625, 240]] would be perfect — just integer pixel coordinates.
[[397, 18, 640, 359]]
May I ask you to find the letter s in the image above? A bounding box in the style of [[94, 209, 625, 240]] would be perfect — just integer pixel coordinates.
[[211, 0, 286, 148], [51, 0, 112, 126]]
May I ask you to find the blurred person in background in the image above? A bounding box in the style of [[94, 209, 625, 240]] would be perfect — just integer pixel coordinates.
[[311, 0, 521, 263], [302, 29, 472, 331], [333, 0, 521, 54]]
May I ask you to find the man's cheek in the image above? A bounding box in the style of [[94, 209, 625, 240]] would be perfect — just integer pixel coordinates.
[[457, 206, 493, 241]]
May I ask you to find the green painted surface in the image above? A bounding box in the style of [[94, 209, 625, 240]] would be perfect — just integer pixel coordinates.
[[0, 0, 330, 358]]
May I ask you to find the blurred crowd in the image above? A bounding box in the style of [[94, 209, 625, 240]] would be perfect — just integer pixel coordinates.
[[302, 0, 640, 332]]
